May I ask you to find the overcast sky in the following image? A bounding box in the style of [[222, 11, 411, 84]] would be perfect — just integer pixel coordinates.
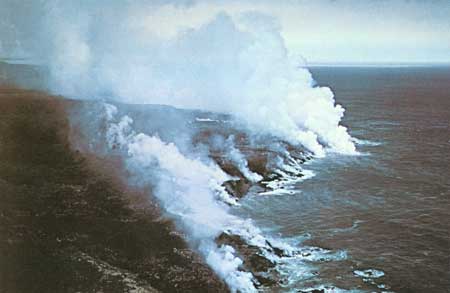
[[1, 0, 449, 64]]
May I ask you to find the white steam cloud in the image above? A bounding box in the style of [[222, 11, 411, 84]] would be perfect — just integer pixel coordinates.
[[224, 136, 263, 183], [5, 1, 355, 156], [105, 105, 257, 292]]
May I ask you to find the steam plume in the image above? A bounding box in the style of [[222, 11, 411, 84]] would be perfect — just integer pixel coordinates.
[[2, 1, 355, 156]]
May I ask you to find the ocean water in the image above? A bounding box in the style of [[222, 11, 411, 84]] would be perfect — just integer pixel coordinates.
[[234, 66, 450, 292]]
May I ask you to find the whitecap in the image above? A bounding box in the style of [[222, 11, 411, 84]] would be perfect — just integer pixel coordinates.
[[354, 269, 385, 279], [351, 137, 382, 146]]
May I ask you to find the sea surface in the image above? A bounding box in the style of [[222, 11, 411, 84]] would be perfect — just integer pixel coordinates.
[[234, 66, 450, 292]]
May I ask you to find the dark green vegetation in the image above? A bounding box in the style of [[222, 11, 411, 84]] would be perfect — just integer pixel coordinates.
[[0, 87, 227, 292]]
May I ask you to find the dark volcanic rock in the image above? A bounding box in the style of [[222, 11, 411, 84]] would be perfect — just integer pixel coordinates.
[[246, 153, 271, 178], [216, 232, 280, 288], [266, 240, 288, 258], [222, 179, 252, 199], [216, 233, 276, 272], [0, 88, 228, 293]]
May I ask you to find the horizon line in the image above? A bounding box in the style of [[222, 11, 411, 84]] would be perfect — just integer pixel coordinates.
[[305, 61, 450, 68]]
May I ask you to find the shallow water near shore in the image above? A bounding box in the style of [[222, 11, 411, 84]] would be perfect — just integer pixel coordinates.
[[233, 66, 450, 292]]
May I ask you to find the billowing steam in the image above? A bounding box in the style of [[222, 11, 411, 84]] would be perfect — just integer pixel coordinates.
[[105, 104, 257, 291], [2, 1, 355, 156], [224, 135, 263, 183]]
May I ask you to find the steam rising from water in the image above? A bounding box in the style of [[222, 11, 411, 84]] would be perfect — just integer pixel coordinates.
[[22, 1, 355, 156]]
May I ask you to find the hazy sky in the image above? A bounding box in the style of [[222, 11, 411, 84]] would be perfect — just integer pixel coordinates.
[[1, 0, 449, 64], [270, 0, 450, 63]]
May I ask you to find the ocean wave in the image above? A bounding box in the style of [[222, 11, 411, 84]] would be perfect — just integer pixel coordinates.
[[351, 137, 383, 146], [354, 269, 385, 279]]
